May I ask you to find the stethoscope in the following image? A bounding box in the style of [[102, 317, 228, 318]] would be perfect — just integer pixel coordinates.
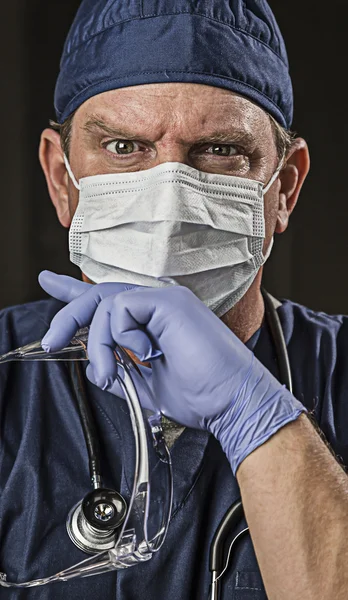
[[66, 289, 292, 597]]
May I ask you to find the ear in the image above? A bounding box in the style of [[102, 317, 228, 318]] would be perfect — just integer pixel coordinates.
[[39, 128, 71, 228], [275, 138, 310, 233]]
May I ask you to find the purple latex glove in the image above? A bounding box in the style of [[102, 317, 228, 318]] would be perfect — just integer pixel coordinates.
[[39, 271, 157, 412], [39, 271, 306, 475]]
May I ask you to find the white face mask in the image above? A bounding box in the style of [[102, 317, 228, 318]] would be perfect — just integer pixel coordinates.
[[65, 159, 281, 317]]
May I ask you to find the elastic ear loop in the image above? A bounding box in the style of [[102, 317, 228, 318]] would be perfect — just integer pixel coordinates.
[[263, 153, 286, 194], [261, 153, 285, 260], [263, 236, 274, 260], [64, 154, 81, 191]]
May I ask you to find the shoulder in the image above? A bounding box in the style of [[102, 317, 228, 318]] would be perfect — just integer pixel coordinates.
[[278, 298, 347, 349], [0, 298, 64, 354], [278, 298, 348, 385], [278, 299, 348, 427]]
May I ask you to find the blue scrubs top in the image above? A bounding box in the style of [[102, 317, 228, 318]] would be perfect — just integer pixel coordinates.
[[0, 297, 347, 599]]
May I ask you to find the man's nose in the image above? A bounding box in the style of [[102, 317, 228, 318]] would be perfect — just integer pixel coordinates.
[[153, 142, 190, 166]]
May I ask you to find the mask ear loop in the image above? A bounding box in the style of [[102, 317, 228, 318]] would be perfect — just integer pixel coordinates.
[[261, 152, 286, 261], [63, 154, 81, 191], [263, 152, 286, 194]]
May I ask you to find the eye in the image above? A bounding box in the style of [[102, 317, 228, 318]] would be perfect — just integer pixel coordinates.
[[206, 144, 238, 157], [105, 140, 140, 155]]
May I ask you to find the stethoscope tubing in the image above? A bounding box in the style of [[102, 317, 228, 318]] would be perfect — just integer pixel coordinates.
[[210, 527, 249, 599], [67, 289, 292, 600], [68, 361, 102, 489]]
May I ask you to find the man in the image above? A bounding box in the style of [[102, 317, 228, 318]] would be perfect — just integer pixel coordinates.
[[1, 1, 348, 598]]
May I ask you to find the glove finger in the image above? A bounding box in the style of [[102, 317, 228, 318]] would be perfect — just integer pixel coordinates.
[[87, 294, 157, 366], [87, 296, 118, 388], [86, 361, 156, 412], [136, 364, 153, 386], [88, 367, 125, 399], [42, 282, 140, 352], [38, 270, 92, 302], [111, 292, 163, 361], [127, 364, 158, 412]]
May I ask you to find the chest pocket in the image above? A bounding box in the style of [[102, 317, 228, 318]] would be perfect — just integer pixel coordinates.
[[233, 571, 268, 599]]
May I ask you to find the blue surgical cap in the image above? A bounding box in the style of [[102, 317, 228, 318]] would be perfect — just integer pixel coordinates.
[[54, 0, 293, 128]]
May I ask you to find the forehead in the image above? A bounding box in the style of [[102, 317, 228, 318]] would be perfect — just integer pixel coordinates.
[[74, 83, 272, 139]]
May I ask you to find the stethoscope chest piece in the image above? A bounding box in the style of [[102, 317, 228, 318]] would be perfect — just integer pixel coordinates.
[[66, 488, 127, 554]]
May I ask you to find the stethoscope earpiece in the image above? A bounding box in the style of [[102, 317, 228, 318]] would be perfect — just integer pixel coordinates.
[[66, 488, 128, 554]]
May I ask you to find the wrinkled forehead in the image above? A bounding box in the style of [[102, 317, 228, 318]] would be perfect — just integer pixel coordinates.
[[73, 83, 273, 141]]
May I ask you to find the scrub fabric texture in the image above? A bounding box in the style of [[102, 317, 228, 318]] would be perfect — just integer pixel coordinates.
[[55, 0, 293, 128], [0, 297, 347, 599]]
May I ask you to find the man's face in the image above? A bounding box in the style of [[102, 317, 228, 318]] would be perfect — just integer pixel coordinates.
[[66, 83, 281, 245], [40, 81, 308, 337]]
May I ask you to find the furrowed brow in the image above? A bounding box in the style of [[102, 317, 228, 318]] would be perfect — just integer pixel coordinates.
[[83, 116, 140, 140], [82, 114, 256, 146], [192, 131, 256, 146]]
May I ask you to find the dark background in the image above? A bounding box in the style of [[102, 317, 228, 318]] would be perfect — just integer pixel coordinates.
[[0, 1, 346, 313]]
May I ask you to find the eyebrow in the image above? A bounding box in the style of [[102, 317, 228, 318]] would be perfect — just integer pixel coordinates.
[[83, 115, 256, 146], [83, 117, 141, 140], [190, 131, 255, 146]]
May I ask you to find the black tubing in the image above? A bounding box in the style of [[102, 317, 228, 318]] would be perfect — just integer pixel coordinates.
[[209, 500, 244, 573], [68, 361, 102, 488], [261, 288, 293, 393]]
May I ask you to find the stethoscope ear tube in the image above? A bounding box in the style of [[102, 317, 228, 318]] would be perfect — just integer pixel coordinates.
[[209, 501, 244, 573], [261, 288, 293, 394], [209, 500, 245, 600]]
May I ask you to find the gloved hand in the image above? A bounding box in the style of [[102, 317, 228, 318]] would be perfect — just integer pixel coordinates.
[[39, 270, 306, 475]]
